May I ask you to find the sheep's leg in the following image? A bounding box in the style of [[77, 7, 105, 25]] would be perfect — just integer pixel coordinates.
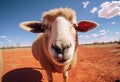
[[63, 71, 68, 82], [46, 71, 53, 82]]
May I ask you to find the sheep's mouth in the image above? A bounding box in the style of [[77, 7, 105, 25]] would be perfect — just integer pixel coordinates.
[[54, 54, 68, 63], [57, 59, 67, 63]]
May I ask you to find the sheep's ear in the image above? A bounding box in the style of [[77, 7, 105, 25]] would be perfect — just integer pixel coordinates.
[[19, 21, 44, 33], [75, 20, 98, 32]]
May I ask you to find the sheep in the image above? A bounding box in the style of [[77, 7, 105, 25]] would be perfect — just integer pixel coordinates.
[[19, 8, 98, 82]]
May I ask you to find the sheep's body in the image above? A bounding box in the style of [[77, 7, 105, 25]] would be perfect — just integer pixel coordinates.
[[19, 8, 98, 82], [32, 34, 77, 73]]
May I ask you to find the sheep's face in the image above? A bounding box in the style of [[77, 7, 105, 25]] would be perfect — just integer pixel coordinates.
[[19, 9, 98, 66], [43, 16, 77, 65]]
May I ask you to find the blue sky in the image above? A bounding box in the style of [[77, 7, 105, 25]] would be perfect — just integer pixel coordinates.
[[0, 0, 120, 47]]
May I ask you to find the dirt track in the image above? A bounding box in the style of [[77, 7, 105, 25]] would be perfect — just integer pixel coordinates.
[[1, 44, 120, 82]]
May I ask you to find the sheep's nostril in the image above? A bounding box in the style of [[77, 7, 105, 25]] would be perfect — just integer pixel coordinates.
[[52, 43, 72, 54], [52, 44, 63, 54], [63, 43, 72, 50]]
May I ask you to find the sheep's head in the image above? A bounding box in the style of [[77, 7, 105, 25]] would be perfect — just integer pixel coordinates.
[[19, 8, 98, 66]]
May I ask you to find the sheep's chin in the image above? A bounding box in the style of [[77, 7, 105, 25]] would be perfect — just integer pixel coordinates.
[[48, 52, 72, 66], [57, 58, 72, 64], [54, 55, 71, 64], [52, 57, 72, 66]]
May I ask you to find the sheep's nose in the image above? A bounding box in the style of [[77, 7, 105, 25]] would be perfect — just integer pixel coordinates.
[[52, 44, 62, 54], [52, 43, 71, 54]]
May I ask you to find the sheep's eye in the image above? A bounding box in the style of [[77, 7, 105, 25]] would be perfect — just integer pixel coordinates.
[[41, 24, 49, 30], [73, 23, 77, 28]]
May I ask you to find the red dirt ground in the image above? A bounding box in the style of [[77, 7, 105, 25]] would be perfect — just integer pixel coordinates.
[[1, 44, 120, 82]]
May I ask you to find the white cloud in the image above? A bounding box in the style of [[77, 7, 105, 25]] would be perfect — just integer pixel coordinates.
[[0, 36, 7, 39], [82, 1, 90, 8], [90, 34, 98, 38], [99, 35, 119, 43], [112, 22, 116, 24], [90, 7, 98, 13], [99, 30, 109, 36], [5, 38, 13, 42], [16, 38, 20, 40], [0, 42, 4, 44], [8, 40, 12, 42], [99, 32, 107, 36], [98, 1, 120, 19], [78, 34, 90, 39], [78, 30, 120, 44], [115, 32, 120, 35], [99, 30, 106, 33]]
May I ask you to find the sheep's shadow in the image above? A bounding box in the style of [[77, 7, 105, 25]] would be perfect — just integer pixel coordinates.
[[2, 68, 44, 82]]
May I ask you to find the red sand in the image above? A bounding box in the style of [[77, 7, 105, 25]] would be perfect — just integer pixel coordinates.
[[1, 44, 120, 82]]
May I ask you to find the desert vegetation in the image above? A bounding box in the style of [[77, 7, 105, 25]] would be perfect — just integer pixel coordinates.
[[1, 40, 120, 49]]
